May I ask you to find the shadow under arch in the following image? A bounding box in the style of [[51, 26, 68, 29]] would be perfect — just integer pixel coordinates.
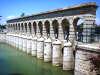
[[18, 23, 20, 31], [44, 20, 50, 37], [28, 22, 32, 34], [24, 23, 27, 33], [15, 24, 17, 30], [52, 20, 59, 39], [14, 24, 16, 30], [73, 17, 84, 42], [21, 23, 23, 32], [12, 24, 14, 30], [61, 18, 70, 40], [38, 21, 43, 36], [33, 22, 37, 35]]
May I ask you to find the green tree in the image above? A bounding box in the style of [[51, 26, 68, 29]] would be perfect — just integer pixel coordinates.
[[95, 25, 100, 34], [20, 13, 25, 17]]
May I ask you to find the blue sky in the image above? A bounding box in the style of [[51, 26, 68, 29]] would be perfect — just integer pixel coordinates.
[[0, 0, 100, 24]]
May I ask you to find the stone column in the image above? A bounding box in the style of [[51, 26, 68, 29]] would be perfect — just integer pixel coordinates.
[[37, 21, 40, 38], [31, 36, 37, 56], [31, 21, 38, 56], [18, 23, 20, 33], [82, 15, 96, 43], [6, 24, 9, 33], [17, 23, 22, 50], [50, 20, 55, 40], [15, 24, 17, 33], [43, 21, 47, 38], [63, 41, 74, 70], [31, 22, 34, 34], [27, 23, 30, 34], [52, 39, 62, 66], [13, 24, 16, 33], [58, 19, 64, 41], [12, 23, 15, 46], [9, 24, 11, 32], [44, 37, 52, 62], [22, 23, 25, 33], [12, 24, 14, 33], [37, 37, 44, 59], [16, 24, 18, 33], [20, 23, 22, 33], [69, 18, 76, 43], [26, 22, 32, 54], [24, 23, 27, 33]]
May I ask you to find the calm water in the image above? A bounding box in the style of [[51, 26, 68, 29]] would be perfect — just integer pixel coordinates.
[[0, 42, 73, 75]]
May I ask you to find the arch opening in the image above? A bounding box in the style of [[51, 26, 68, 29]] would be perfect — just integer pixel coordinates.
[[38, 21, 43, 36], [13, 24, 15, 30], [18, 23, 20, 31], [33, 22, 37, 35], [44, 20, 50, 37], [52, 20, 59, 39], [61, 19, 69, 40], [10, 24, 12, 32], [21, 23, 23, 31], [28, 22, 32, 34], [24, 23, 27, 33], [15, 24, 17, 30], [73, 17, 84, 42]]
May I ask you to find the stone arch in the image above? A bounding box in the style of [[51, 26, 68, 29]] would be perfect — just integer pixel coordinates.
[[38, 21, 43, 36], [73, 17, 84, 42], [10, 24, 12, 27], [44, 20, 50, 37], [15, 24, 17, 30], [13, 24, 15, 30], [10, 24, 12, 28], [33, 21, 37, 35], [21, 23, 24, 32], [24, 23, 27, 33], [18, 23, 20, 31], [10, 24, 12, 31], [52, 20, 59, 39], [28, 22, 32, 33], [61, 18, 70, 40]]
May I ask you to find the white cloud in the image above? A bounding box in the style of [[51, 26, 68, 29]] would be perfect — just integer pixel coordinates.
[[6, 15, 16, 19]]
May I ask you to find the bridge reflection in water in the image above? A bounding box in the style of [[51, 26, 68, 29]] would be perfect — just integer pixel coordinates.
[[0, 43, 73, 75]]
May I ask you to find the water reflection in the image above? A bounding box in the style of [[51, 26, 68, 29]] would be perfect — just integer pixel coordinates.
[[0, 43, 73, 75]]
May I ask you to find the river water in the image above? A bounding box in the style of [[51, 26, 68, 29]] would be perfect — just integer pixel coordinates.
[[0, 42, 73, 75]]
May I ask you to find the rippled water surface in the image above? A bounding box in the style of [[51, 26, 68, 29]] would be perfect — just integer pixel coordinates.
[[0, 42, 73, 75]]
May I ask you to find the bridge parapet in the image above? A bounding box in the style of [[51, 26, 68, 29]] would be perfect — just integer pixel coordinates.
[[75, 43, 100, 75]]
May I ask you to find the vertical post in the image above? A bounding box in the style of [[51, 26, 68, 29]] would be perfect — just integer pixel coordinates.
[[43, 22, 47, 38], [20, 23, 22, 34], [37, 21, 40, 38], [69, 18, 76, 43], [58, 20, 64, 40], [83, 15, 96, 43]]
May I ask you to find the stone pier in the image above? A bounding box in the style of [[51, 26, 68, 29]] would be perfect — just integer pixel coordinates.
[[0, 2, 100, 75]]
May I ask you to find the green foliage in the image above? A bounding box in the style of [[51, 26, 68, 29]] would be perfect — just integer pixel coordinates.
[[0, 25, 6, 29], [77, 23, 83, 32], [95, 25, 100, 34], [20, 13, 25, 17]]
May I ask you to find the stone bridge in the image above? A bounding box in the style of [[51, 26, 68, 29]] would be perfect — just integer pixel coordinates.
[[7, 2, 97, 43], [1, 2, 99, 75]]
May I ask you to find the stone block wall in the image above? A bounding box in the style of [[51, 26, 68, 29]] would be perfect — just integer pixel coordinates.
[[75, 44, 100, 75]]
